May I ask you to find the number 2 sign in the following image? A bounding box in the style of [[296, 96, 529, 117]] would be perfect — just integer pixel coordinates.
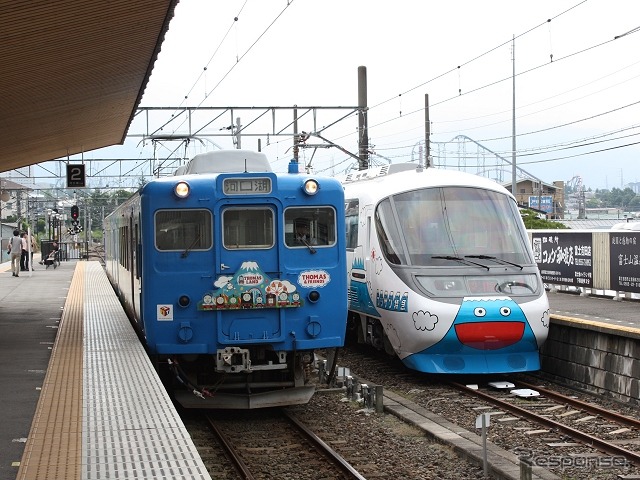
[[66, 164, 86, 188]]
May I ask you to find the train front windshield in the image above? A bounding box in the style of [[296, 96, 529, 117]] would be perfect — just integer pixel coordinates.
[[375, 186, 532, 267]]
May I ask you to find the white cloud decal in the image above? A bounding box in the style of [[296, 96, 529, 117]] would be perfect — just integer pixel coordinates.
[[413, 310, 438, 332], [214, 276, 234, 288]]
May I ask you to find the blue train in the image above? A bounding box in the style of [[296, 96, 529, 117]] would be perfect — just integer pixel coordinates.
[[103, 150, 347, 409]]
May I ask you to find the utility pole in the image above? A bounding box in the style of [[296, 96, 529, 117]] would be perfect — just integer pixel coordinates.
[[511, 35, 517, 199], [425, 94, 431, 168], [293, 106, 299, 163], [358, 66, 369, 170], [235, 117, 241, 149]]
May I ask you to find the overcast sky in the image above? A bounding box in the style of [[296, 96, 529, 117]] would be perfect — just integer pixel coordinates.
[[77, 1, 640, 190]]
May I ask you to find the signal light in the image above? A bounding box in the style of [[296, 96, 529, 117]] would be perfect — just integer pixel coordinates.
[[71, 205, 79, 220]]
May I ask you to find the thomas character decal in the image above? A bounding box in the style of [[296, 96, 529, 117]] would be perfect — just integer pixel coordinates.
[[197, 261, 302, 310]]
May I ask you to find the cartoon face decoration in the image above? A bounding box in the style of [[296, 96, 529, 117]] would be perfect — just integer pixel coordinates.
[[452, 298, 528, 350], [417, 297, 538, 355], [406, 296, 541, 374]]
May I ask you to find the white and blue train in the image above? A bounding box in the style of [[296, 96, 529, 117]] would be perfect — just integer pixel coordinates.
[[343, 163, 550, 374], [103, 150, 347, 409]]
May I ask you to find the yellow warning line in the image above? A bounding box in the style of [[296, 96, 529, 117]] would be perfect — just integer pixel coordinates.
[[551, 313, 640, 337], [16, 262, 84, 480]]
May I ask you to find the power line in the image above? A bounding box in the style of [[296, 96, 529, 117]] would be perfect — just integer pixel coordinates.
[[368, 0, 589, 111]]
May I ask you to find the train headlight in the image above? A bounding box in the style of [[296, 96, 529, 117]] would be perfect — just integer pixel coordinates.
[[302, 179, 319, 195], [307, 290, 320, 303], [174, 181, 190, 198]]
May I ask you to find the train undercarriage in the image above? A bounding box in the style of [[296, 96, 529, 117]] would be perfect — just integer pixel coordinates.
[[161, 346, 338, 409]]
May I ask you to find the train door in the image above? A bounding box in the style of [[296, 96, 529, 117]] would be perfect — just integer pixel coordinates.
[[128, 213, 136, 316], [348, 202, 379, 317], [363, 205, 374, 290]]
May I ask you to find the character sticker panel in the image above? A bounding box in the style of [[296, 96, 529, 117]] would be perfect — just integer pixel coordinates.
[[298, 270, 331, 288], [198, 261, 302, 310], [157, 304, 174, 321]]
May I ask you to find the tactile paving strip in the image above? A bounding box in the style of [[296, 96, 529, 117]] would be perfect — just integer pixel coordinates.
[[17, 262, 211, 479], [82, 262, 211, 479]]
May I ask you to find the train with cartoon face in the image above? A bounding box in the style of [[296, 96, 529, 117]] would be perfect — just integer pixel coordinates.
[[103, 150, 347, 409], [342, 163, 550, 374]]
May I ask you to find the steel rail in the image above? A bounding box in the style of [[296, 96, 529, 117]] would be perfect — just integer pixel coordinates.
[[205, 414, 256, 480], [449, 382, 640, 466], [516, 379, 640, 430], [283, 410, 368, 480]]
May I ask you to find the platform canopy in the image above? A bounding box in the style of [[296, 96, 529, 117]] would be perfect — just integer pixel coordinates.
[[0, 0, 178, 172]]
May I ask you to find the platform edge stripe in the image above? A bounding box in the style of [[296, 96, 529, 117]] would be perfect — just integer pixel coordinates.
[[81, 262, 212, 480], [16, 262, 85, 480], [551, 313, 640, 339]]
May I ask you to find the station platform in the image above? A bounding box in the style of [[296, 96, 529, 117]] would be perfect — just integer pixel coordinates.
[[0, 259, 211, 480], [547, 288, 640, 333]]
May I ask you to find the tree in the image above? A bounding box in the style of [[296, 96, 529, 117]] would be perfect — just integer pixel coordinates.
[[520, 209, 568, 229]]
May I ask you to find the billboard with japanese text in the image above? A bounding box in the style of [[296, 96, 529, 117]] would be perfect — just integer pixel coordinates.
[[531, 232, 593, 287], [528, 195, 553, 213], [610, 233, 640, 293]]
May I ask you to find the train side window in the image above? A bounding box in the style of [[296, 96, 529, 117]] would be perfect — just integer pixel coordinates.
[[284, 207, 336, 248], [223, 208, 274, 249], [155, 209, 212, 251], [345, 199, 359, 250]]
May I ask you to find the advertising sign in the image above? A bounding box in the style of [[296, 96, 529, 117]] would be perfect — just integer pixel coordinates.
[[528, 195, 553, 213], [610, 233, 640, 293], [531, 232, 593, 287]]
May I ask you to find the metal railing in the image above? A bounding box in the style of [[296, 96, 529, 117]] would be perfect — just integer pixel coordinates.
[[40, 240, 89, 262]]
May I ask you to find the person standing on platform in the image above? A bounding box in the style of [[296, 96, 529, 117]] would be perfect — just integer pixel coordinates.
[[20, 232, 29, 271], [8, 230, 22, 277], [29, 233, 36, 270]]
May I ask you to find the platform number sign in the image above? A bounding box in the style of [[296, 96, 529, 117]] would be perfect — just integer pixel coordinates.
[[66, 164, 86, 188]]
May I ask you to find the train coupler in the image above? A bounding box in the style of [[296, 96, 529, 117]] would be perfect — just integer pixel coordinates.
[[216, 347, 251, 373]]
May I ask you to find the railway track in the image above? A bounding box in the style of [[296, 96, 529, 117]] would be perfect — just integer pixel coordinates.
[[338, 345, 640, 478], [204, 409, 367, 480], [448, 380, 640, 466]]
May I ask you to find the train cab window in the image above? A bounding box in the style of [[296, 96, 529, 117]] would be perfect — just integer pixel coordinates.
[[375, 199, 407, 265], [285, 207, 336, 247], [223, 208, 274, 249], [155, 209, 212, 251]]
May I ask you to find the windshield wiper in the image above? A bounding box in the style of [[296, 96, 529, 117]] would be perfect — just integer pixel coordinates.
[[181, 234, 201, 258], [431, 255, 489, 270], [465, 255, 523, 270], [300, 238, 317, 254]]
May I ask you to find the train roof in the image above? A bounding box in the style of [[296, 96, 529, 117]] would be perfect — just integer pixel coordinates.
[[185, 150, 272, 174], [611, 221, 640, 231], [342, 164, 514, 200]]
